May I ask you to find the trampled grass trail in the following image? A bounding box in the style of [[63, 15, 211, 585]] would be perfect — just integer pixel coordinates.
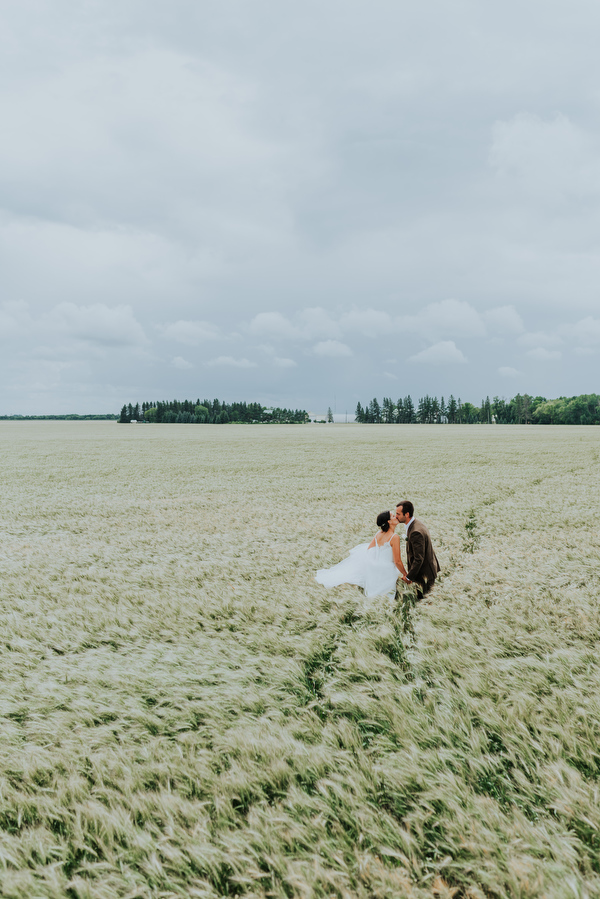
[[1, 421, 599, 898]]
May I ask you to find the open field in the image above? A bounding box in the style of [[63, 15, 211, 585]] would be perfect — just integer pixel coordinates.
[[1, 421, 600, 898]]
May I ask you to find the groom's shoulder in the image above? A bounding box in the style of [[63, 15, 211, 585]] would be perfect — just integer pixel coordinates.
[[412, 519, 429, 534]]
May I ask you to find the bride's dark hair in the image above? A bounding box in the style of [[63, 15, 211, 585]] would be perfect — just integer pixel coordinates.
[[377, 511, 392, 532]]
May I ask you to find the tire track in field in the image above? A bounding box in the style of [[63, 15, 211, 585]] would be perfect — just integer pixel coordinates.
[[435, 462, 591, 592]]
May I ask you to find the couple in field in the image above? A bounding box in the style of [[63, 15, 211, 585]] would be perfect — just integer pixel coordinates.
[[316, 501, 440, 600]]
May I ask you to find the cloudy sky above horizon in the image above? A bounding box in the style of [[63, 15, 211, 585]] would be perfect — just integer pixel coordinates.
[[2, 0, 600, 414]]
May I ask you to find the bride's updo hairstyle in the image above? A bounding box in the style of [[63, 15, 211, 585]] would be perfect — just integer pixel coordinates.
[[377, 511, 392, 532]]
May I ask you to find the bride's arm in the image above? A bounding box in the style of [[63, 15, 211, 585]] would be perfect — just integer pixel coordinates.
[[390, 534, 407, 577], [368, 535, 376, 549]]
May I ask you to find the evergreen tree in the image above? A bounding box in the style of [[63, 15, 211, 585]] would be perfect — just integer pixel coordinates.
[[482, 396, 491, 423], [119, 404, 129, 423], [369, 398, 381, 423], [447, 395, 457, 424], [355, 401, 364, 423], [417, 395, 436, 423], [327, 407, 334, 423], [513, 394, 524, 423], [382, 397, 395, 423]]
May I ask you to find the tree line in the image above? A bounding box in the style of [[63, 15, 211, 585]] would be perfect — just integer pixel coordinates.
[[354, 393, 600, 425], [0, 414, 117, 421], [119, 399, 309, 424]]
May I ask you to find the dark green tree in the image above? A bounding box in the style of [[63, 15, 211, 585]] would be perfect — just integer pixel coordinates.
[[447, 395, 457, 423], [404, 395, 416, 423], [382, 397, 395, 423], [368, 398, 381, 423]]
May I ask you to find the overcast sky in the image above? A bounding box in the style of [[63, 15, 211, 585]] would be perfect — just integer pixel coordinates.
[[1, 0, 600, 414]]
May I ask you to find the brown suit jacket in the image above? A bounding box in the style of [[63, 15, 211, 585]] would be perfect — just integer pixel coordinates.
[[406, 519, 440, 594]]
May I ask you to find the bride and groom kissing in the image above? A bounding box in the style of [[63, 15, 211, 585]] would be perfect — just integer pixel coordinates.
[[316, 501, 440, 600]]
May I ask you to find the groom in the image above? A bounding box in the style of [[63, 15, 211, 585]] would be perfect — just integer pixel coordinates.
[[396, 501, 440, 597]]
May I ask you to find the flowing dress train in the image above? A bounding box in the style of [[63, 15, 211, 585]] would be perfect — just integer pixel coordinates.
[[315, 537, 399, 599]]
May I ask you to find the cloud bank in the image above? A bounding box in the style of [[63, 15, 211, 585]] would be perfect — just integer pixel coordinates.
[[1, 1, 599, 412]]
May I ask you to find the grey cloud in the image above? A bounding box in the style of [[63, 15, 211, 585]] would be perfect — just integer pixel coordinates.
[[567, 317, 600, 346], [172, 356, 194, 370], [340, 309, 394, 338], [249, 308, 341, 341], [489, 113, 600, 204], [483, 306, 524, 334], [409, 341, 468, 366], [517, 331, 563, 349], [403, 300, 486, 340], [313, 340, 352, 358], [2, 1, 600, 412], [0, 301, 32, 339], [162, 320, 221, 345], [526, 347, 562, 362], [44, 303, 149, 347], [205, 356, 256, 368], [296, 308, 342, 340], [273, 357, 297, 368], [249, 312, 300, 340]]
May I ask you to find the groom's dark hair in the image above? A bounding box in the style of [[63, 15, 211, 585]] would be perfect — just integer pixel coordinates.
[[396, 500, 414, 518]]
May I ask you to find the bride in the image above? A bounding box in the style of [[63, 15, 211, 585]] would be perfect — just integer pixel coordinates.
[[315, 511, 408, 599]]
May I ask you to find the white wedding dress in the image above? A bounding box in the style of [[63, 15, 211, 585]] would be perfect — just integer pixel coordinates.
[[315, 537, 400, 599]]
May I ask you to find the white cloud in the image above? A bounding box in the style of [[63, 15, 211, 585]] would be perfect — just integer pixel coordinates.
[[518, 330, 562, 348], [340, 308, 394, 338], [0, 301, 32, 340], [567, 316, 600, 346], [249, 307, 341, 341], [526, 347, 562, 361], [484, 305, 524, 334], [273, 357, 297, 367], [248, 302, 486, 350], [409, 340, 467, 365], [404, 300, 485, 340], [313, 340, 352, 358], [172, 356, 194, 370], [498, 366, 521, 377], [297, 307, 341, 340], [489, 112, 599, 201], [205, 355, 257, 368], [46, 303, 148, 346], [163, 320, 220, 345], [249, 312, 299, 339], [3, 5, 600, 412]]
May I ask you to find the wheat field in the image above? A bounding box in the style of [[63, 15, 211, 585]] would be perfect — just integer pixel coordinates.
[[1, 421, 599, 898]]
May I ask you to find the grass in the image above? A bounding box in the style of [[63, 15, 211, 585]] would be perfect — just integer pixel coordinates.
[[0, 421, 599, 897]]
